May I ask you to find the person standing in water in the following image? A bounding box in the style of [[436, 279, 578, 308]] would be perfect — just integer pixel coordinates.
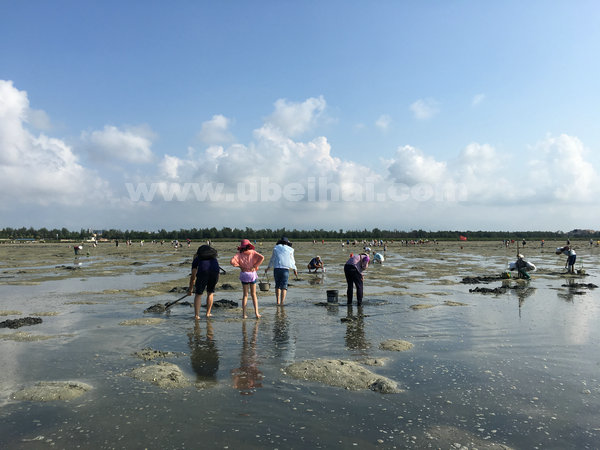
[[187, 244, 220, 319], [231, 239, 265, 319], [556, 245, 577, 274], [344, 253, 370, 305], [265, 237, 298, 306]]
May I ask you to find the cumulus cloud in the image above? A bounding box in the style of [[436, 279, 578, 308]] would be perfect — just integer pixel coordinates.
[[197, 114, 234, 145], [265, 96, 326, 137], [0, 80, 109, 206], [375, 114, 392, 131], [527, 134, 598, 202], [410, 98, 440, 120], [3, 82, 599, 230], [81, 124, 155, 164], [387, 145, 448, 185], [452, 142, 514, 203]]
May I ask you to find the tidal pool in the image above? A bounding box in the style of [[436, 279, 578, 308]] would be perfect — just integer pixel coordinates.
[[1, 240, 599, 448]]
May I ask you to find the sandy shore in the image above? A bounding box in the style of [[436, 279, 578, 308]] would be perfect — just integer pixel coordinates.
[[1, 239, 598, 448]]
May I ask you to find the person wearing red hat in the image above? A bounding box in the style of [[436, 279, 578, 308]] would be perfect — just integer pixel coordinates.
[[231, 239, 265, 318]]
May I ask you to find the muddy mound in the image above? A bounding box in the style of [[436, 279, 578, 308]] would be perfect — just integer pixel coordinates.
[[127, 362, 190, 388], [469, 286, 506, 294], [220, 283, 235, 290], [0, 317, 42, 329], [12, 381, 92, 401], [379, 339, 414, 352], [461, 275, 504, 284], [561, 282, 598, 289], [169, 286, 188, 293], [133, 347, 183, 361], [144, 303, 166, 313], [284, 359, 401, 393], [211, 299, 238, 308], [55, 265, 81, 270]]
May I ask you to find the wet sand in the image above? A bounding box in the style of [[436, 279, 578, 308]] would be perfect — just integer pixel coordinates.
[[1, 240, 599, 448]]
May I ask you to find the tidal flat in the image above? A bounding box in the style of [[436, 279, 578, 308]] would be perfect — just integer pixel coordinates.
[[1, 240, 599, 449]]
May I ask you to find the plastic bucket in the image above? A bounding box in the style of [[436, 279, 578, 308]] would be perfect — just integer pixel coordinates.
[[258, 281, 270, 292], [326, 290, 338, 303]]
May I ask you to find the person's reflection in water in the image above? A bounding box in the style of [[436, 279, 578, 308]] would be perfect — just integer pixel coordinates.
[[558, 278, 579, 304], [512, 282, 536, 314], [344, 304, 370, 352], [231, 320, 263, 395], [308, 273, 324, 285], [188, 320, 219, 384], [273, 306, 294, 361]]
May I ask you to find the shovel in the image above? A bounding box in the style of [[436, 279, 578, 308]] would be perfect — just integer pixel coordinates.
[[165, 293, 190, 310]]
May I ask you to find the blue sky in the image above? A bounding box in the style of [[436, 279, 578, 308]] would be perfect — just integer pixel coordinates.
[[1, 1, 599, 232]]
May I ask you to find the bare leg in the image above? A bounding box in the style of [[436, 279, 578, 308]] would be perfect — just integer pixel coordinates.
[[242, 284, 249, 318], [194, 293, 203, 320], [206, 292, 214, 317], [275, 288, 282, 305], [280, 288, 287, 305], [250, 283, 261, 318]]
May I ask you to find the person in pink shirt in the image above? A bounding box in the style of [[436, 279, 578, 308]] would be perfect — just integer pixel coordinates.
[[230, 239, 265, 319]]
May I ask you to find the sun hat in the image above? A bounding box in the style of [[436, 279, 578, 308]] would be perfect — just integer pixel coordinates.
[[238, 239, 255, 251], [277, 236, 292, 246]]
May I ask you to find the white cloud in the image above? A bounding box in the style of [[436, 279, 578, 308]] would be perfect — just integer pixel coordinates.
[[197, 114, 234, 145], [387, 145, 448, 185], [2, 82, 599, 231], [527, 134, 598, 202], [0, 80, 110, 206], [26, 108, 52, 130], [81, 124, 155, 164], [410, 98, 440, 120], [452, 142, 515, 203], [471, 93, 486, 106], [265, 96, 326, 137], [375, 114, 392, 130]]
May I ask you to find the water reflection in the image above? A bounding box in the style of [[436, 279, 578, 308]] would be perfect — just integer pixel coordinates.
[[308, 273, 325, 285], [272, 307, 295, 361], [231, 320, 263, 395], [188, 321, 219, 383], [344, 304, 370, 352], [558, 278, 584, 303]]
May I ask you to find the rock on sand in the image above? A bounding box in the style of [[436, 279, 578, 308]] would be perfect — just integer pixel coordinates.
[[12, 381, 92, 401], [127, 362, 190, 388], [379, 339, 414, 352], [284, 359, 401, 393]]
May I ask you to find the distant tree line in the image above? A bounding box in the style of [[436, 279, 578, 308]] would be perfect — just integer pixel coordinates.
[[1, 226, 598, 241]]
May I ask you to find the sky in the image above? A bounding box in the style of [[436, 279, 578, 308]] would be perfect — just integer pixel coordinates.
[[1, 0, 599, 232]]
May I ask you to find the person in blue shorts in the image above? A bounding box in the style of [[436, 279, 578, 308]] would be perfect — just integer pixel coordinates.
[[265, 237, 298, 305]]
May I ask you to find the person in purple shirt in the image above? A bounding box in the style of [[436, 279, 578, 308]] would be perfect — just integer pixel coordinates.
[[344, 253, 370, 305], [187, 245, 220, 319]]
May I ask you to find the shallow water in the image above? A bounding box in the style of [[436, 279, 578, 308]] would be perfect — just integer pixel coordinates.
[[1, 241, 600, 448]]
